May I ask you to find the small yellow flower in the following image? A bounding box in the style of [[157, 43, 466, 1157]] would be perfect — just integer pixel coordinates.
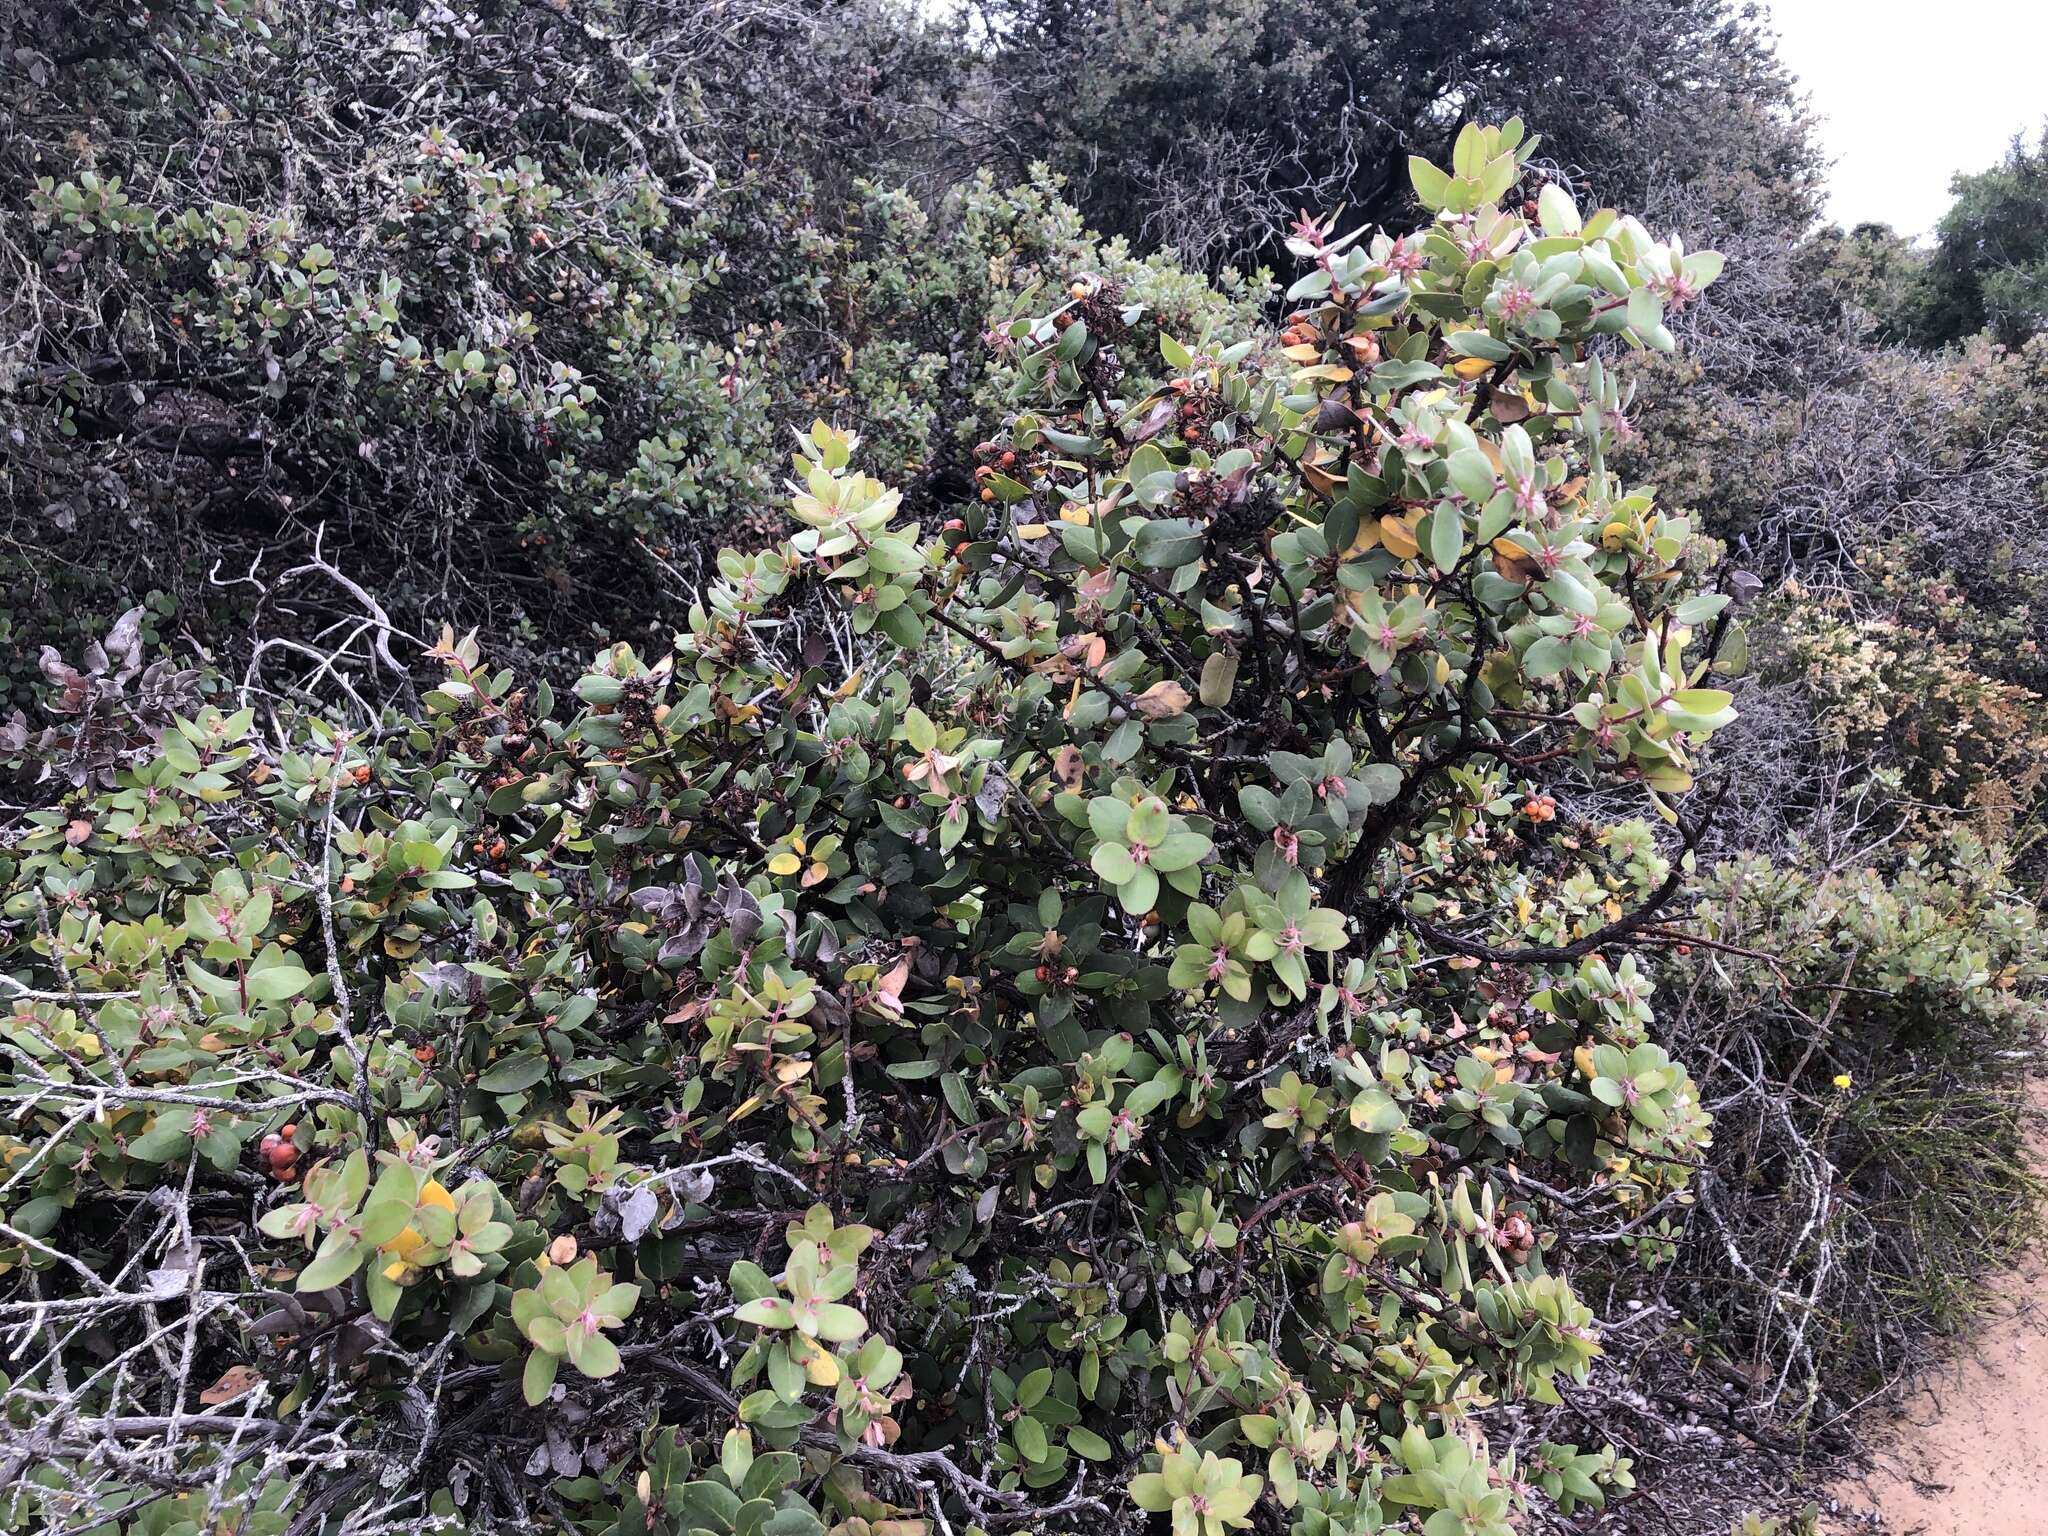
[[1832, 1073, 1852, 1091]]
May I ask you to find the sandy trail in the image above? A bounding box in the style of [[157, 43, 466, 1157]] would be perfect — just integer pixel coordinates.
[[1827, 1083, 2048, 1534]]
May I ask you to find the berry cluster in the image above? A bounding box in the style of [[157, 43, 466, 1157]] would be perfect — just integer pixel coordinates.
[[971, 440, 1022, 503], [257, 1124, 301, 1181]]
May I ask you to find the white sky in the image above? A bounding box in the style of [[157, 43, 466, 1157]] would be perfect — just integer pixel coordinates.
[[1766, 0, 2048, 239]]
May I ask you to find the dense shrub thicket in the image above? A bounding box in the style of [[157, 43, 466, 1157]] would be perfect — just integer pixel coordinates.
[[0, 4, 2044, 1535], [0, 0, 1269, 700], [0, 0, 1828, 695], [0, 122, 1768, 1534]]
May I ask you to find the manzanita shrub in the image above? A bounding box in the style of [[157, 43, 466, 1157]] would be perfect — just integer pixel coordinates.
[[0, 123, 1737, 1534]]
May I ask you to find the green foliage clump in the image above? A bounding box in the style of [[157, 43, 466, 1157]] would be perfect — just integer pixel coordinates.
[[0, 124, 1757, 1532]]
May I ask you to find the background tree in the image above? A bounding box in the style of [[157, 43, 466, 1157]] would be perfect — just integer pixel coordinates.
[[979, 0, 1819, 267], [1903, 126, 2048, 346]]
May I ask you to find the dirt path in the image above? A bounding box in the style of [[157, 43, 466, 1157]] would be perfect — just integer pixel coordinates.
[[1827, 1083, 2048, 1534]]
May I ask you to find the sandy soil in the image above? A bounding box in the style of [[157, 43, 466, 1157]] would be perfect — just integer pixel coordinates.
[[1827, 1083, 2048, 1534]]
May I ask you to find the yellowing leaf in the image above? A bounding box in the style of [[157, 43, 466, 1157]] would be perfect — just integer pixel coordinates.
[[805, 1346, 841, 1386], [1378, 512, 1421, 561]]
